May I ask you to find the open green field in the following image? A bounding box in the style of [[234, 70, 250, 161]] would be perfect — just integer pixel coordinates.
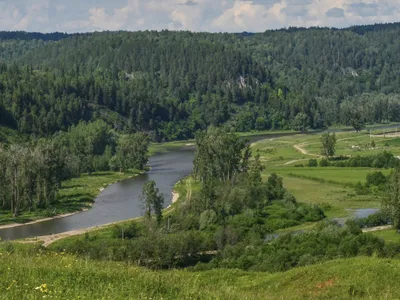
[[268, 166, 391, 186], [0, 171, 141, 226], [2, 244, 400, 299], [271, 176, 379, 218], [252, 131, 399, 219], [304, 131, 400, 157], [371, 229, 400, 243]]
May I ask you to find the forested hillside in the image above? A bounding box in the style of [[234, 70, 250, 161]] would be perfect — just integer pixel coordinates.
[[1, 23, 400, 140]]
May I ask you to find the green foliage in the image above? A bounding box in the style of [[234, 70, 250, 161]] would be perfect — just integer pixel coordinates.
[[320, 133, 336, 157], [366, 171, 387, 188], [356, 211, 390, 228], [3, 26, 400, 140], [307, 159, 318, 167], [383, 168, 400, 230], [199, 209, 218, 230], [211, 221, 385, 272], [111, 132, 149, 171], [291, 113, 309, 132], [332, 151, 399, 168], [193, 128, 250, 182], [319, 158, 330, 167], [141, 181, 164, 225]]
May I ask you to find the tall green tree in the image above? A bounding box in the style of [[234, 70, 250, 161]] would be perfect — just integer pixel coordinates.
[[141, 181, 164, 225], [193, 128, 250, 183], [383, 169, 400, 230], [113, 132, 149, 172], [320, 133, 337, 157]]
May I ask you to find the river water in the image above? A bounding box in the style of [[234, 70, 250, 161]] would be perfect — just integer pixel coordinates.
[[1, 125, 399, 241], [0, 134, 277, 240]]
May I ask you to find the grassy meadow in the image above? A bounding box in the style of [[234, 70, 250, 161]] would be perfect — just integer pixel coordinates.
[[2, 243, 400, 299], [252, 129, 400, 219]]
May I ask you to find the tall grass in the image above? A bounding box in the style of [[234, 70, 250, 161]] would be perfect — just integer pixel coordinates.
[[2, 244, 400, 299]]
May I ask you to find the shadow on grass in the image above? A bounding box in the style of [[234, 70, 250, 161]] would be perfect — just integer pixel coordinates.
[[60, 184, 85, 190], [57, 193, 95, 203]]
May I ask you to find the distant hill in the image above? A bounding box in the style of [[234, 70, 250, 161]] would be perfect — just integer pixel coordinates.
[[0, 23, 400, 140]]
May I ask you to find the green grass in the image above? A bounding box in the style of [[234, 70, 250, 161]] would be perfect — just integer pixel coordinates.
[[304, 132, 400, 157], [148, 140, 194, 156], [269, 166, 391, 186], [251, 131, 397, 219], [267, 175, 379, 218], [2, 244, 400, 299], [0, 170, 141, 226], [371, 229, 400, 243], [262, 166, 387, 218]]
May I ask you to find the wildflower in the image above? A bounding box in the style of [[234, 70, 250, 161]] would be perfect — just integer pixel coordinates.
[[6, 280, 17, 290], [35, 283, 49, 293]]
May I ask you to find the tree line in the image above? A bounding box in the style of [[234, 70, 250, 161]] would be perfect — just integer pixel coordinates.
[[1, 25, 400, 140], [0, 120, 149, 216]]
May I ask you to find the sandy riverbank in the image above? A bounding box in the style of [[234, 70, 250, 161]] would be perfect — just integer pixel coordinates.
[[0, 209, 90, 231]]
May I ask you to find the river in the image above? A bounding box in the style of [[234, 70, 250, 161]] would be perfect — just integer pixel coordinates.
[[0, 134, 276, 241], [1, 125, 399, 241]]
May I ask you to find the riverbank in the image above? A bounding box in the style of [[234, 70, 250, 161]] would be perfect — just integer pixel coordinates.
[[20, 189, 180, 247], [0, 170, 144, 229]]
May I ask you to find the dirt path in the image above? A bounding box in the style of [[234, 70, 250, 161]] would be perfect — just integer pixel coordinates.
[[293, 143, 319, 157], [283, 159, 308, 166], [362, 225, 392, 233]]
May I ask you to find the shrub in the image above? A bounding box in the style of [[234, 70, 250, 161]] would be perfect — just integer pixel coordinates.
[[356, 211, 390, 228], [199, 209, 218, 230], [112, 222, 140, 240], [308, 159, 318, 167], [355, 182, 369, 195], [319, 159, 330, 167], [366, 171, 387, 187]]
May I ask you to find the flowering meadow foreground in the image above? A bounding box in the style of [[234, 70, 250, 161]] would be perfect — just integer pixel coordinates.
[[1, 244, 400, 299]]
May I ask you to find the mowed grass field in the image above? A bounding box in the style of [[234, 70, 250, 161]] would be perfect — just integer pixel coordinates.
[[268, 167, 391, 185], [304, 131, 400, 157], [2, 244, 400, 300], [252, 130, 399, 219]]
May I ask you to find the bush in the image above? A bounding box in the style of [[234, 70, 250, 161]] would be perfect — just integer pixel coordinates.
[[366, 171, 387, 187], [199, 209, 218, 230], [319, 159, 330, 167], [355, 182, 369, 195], [308, 159, 318, 167], [356, 211, 390, 228], [331, 151, 399, 169], [112, 222, 140, 240]]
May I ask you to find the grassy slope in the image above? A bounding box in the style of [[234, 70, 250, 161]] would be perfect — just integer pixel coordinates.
[[0, 171, 141, 226], [0, 247, 399, 299]]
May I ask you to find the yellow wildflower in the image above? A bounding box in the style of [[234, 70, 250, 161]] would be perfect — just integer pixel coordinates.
[[35, 283, 49, 293]]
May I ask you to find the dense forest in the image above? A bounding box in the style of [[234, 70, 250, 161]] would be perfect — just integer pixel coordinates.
[[1, 23, 400, 140]]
